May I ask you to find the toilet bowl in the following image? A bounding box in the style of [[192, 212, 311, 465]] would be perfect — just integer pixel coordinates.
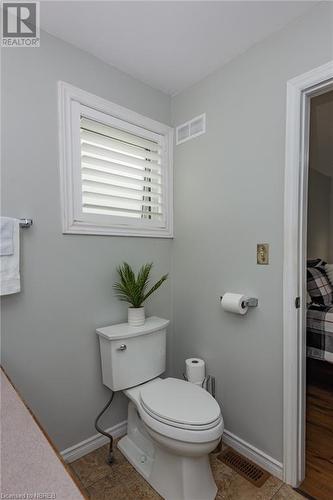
[[118, 377, 224, 500], [97, 317, 224, 500]]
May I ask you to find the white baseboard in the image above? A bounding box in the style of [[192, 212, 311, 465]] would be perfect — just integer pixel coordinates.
[[223, 429, 283, 480], [61, 420, 127, 463], [61, 420, 283, 480]]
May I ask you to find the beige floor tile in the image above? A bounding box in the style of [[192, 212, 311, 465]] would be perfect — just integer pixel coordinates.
[[211, 457, 237, 492], [113, 441, 128, 465], [87, 476, 130, 499], [72, 442, 293, 500], [126, 477, 162, 499], [272, 484, 305, 499], [214, 464, 282, 500], [70, 445, 115, 487], [115, 461, 142, 484], [220, 441, 231, 452]]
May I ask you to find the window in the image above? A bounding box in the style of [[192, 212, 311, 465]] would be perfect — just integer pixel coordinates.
[[58, 82, 173, 237]]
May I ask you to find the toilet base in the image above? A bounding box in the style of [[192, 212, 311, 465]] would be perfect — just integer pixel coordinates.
[[118, 402, 217, 500]]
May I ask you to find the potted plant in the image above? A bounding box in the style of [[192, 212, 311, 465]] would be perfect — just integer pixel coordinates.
[[113, 262, 168, 326]]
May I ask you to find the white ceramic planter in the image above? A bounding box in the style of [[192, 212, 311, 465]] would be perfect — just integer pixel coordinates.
[[128, 306, 145, 326]]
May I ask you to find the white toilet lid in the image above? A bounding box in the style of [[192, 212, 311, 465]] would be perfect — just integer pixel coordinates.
[[140, 378, 221, 428]]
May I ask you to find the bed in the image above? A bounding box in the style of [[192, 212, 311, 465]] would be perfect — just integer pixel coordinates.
[[307, 259, 333, 364], [307, 303, 333, 363]]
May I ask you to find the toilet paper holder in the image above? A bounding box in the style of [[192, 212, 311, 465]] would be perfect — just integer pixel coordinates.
[[219, 296, 258, 308]]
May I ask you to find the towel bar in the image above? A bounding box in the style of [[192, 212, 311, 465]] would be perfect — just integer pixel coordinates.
[[19, 218, 33, 228]]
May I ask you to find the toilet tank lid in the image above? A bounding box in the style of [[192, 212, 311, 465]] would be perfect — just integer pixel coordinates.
[[96, 316, 169, 341]]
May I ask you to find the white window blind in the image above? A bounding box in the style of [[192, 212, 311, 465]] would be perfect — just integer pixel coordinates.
[[80, 117, 163, 221], [58, 82, 173, 237]]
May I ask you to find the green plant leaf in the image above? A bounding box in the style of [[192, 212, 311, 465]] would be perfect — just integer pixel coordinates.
[[142, 274, 168, 303], [136, 263, 152, 295], [113, 262, 168, 308]]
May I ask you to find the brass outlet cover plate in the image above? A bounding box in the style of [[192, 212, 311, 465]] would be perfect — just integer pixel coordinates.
[[257, 243, 269, 265]]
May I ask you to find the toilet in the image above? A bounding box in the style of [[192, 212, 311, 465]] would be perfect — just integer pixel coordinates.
[[97, 316, 224, 500]]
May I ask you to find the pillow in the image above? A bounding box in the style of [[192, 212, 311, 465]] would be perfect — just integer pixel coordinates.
[[307, 258, 326, 268], [307, 264, 333, 306], [325, 263, 333, 287]]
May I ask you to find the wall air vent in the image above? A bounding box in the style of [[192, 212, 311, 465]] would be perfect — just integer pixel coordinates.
[[176, 113, 206, 145]]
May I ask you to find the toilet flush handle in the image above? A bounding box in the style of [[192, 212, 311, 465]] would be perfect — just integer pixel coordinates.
[[117, 344, 127, 351]]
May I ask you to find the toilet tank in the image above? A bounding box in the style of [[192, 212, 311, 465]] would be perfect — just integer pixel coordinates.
[[96, 316, 169, 391]]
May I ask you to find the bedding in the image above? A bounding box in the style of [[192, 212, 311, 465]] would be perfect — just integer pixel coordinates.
[[325, 263, 333, 287], [307, 258, 326, 268], [307, 303, 333, 364], [307, 263, 333, 306]]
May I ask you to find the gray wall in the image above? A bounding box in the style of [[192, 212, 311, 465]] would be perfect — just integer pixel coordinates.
[[171, 2, 333, 463], [307, 169, 331, 261], [1, 30, 173, 451]]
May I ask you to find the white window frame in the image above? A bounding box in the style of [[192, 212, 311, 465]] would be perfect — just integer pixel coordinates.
[[58, 81, 173, 237]]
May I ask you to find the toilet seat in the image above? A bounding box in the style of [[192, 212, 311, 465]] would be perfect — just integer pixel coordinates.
[[124, 377, 224, 443], [140, 378, 222, 431]]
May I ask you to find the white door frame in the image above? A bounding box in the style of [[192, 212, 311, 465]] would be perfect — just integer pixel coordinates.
[[283, 60, 333, 487]]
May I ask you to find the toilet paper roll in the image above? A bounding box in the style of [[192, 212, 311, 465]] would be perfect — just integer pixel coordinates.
[[185, 358, 205, 385], [221, 293, 248, 315]]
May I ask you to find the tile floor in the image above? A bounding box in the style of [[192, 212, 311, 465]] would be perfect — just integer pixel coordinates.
[[69, 440, 304, 500]]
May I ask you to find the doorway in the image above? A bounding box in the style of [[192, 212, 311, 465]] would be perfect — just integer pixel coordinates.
[[298, 89, 333, 499], [283, 61, 333, 490]]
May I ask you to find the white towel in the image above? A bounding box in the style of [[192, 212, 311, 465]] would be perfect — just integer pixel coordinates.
[[0, 217, 14, 256], [0, 218, 20, 295]]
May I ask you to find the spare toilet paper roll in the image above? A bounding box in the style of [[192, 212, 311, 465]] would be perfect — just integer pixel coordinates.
[[185, 358, 205, 385], [221, 293, 248, 315]]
